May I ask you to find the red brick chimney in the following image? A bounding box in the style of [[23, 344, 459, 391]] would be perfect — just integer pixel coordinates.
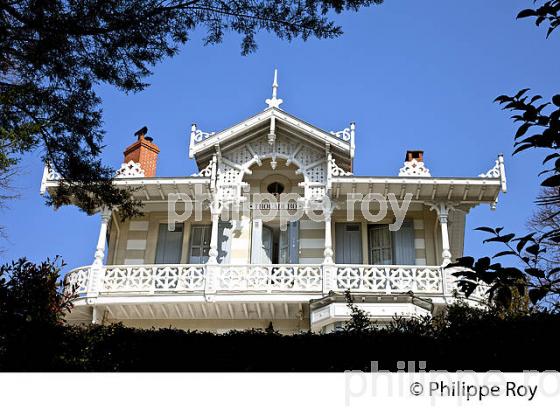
[[405, 150, 424, 163], [123, 128, 160, 177]]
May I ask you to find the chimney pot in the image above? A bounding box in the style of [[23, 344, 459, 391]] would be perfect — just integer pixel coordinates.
[[405, 150, 424, 163]]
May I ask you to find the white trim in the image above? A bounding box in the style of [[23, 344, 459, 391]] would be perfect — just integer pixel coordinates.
[[190, 108, 351, 157], [331, 176, 502, 185]]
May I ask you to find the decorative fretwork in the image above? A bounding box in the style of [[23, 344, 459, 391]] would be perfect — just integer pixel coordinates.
[[45, 167, 61, 180], [218, 134, 327, 201], [329, 157, 352, 177], [64, 267, 90, 296], [336, 265, 443, 294], [398, 159, 431, 177], [192, 129, 215, 144], [218, 265, 322, 292], [115, 160, 145, 178], [63, 263, 450, 298], [479, 159, 500, 178], [102, 265, 205, 293], [192, 157, 215, 177], [330, 128, 351, 142]]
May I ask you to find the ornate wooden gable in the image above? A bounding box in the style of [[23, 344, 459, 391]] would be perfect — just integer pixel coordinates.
[[188, 70, 355, 202]]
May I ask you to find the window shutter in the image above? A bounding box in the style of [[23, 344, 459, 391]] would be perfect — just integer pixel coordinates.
[[288, 220, 300, 264], [217, 220, 233, 264], [155, 223, 184, 264], [392, 220, 415, 265], [336, 223, 362, 264]]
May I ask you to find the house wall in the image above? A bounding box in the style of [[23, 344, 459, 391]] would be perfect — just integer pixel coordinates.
[[105, 206, 464, 267], [330, 205, 437, 266], [299, 217, 325, 264]]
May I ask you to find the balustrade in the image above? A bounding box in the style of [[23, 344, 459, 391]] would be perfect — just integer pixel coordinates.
[[63, 263, 459, 298]]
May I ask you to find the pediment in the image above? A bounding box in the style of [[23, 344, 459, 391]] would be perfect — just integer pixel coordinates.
[[190, 107, 353, 171]]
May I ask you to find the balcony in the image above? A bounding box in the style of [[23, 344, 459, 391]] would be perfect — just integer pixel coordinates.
[[63, 263, 485, 328], [65, 263, 449, 298]]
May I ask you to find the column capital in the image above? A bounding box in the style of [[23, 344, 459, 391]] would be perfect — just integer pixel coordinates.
[[427, 202, 455, 222], [100, 207, 112, 221]]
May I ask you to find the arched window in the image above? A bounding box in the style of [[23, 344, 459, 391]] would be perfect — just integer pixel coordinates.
[[267, 182, 285, 196]]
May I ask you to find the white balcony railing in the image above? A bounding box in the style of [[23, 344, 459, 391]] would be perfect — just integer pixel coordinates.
[[64, 263, 453, 299], [103, 264, 206, 293], [218, 265, 322, 293], [335, 265, 443, 294]]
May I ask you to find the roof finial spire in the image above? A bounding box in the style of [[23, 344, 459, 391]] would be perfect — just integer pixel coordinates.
[[265, 69, 283, 109]]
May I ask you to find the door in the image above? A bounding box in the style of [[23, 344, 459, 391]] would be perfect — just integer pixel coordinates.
[[155, 223, 184, 264], [252, 220, 274, 263], [335, 223, 362, 264], [188, 225, 211, 264]]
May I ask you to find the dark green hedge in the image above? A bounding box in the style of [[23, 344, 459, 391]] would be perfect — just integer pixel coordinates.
[[1, 308, 560, 371]]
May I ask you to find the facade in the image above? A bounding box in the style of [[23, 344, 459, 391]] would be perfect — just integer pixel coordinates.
[[41, 71, 506, 333]]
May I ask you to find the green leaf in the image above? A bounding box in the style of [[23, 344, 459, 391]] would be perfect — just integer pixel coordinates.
[[515, 123, 531, 138], [541, 174, 560, 187], [512, 232, 535, 252], [513, 144, 533, 155], [525, 244, 540, 255], [484, 233, 515, 243], [493, 251, 517, 258], [514, 88, 530, 99], [474, 226, 496, 234], [517, 9, 538, 19], [525, 268, 545, 278], [543, 153, 560, 164], [528, 288, 548, 304]]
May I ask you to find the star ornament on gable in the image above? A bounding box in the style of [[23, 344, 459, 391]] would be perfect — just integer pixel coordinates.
[[265, 69, 283, 109]]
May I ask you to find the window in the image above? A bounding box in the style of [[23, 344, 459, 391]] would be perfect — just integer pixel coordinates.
[[368, 224, 392, 265], [155, 224, 184, 264], [335, 223, 363, 264], [367, 221, 416, 265], [188, 225, 211, 264]]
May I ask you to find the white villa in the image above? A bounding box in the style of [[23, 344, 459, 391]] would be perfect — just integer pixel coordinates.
[[41, 71, 506, 333]]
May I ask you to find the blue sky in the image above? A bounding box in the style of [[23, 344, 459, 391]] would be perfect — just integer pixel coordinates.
[[1, 0, 559, 270]]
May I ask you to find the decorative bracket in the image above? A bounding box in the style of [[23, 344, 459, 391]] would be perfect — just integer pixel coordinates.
[[329, 157, 353, 177], [330, 122, 355, 158], [40, 163, 61, 194], [189, 123, 215, 158], [479, 154, 507, 193]]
